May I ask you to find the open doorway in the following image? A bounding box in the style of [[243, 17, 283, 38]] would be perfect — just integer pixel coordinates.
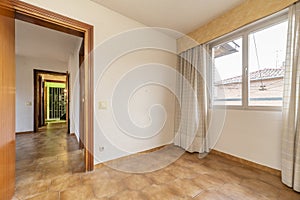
[[0, 2, 94, 198], [12, 1, 94, 172], [15, 15, 88, 162], [14, 17, 88, 181], [33, 70, 69, 133]]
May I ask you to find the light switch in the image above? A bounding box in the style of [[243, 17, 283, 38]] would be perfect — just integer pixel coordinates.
[[98, 101, 108, 110]]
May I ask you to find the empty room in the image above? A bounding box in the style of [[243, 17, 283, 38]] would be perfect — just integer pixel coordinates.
[[1, 0, 300, 199]]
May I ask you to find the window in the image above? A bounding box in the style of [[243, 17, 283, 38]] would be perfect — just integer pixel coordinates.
[[248, 22, 288, 106], [210, 12, 288, 109], [213, 38, 243, 106]]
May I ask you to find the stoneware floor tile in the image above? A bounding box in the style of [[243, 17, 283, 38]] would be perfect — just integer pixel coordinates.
[[81, 169, 111, 185], [15, 123, 300, 200], [240, 178, 280, 199], [141, 184, 183, 200], [192, 174, 225, 190], [212, 169, 243, 185], [202, 159, 234, 170], [109, 190, 147, 200], [166, 178, 203, 198], [106, 169, 131, 181], [60, 185, 95, 200], [278, 189, 300, 200], [25, 192, 59, 200], [145, 170, 176, 185], [217, 183, 270, 200], [227, 166, 260, 179], [15, 180, 51, 199], [49, 173, 82, 192], [122, 174, 153, 190], [193, 190, 233, 200], [166, 165, 199, 179], [92, 179, 126, 198]]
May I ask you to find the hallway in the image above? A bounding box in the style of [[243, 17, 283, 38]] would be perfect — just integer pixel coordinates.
[[15, 123, 84, 199]]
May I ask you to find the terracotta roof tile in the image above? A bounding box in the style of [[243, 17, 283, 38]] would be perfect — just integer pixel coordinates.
[[215, 68, 284, 85]]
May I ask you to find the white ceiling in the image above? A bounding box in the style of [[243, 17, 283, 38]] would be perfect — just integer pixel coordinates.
[[91, 0, 245, 34], [16, 20, 82, 63]]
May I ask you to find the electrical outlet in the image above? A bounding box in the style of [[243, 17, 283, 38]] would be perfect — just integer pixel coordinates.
[[99, 147, 104, 152]]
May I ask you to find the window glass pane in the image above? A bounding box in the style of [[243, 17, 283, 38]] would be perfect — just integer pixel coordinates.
[[248, 21, 288, 106], [212, 37, 243, 106]]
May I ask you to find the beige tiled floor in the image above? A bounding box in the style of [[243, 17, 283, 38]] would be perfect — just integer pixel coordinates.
[[14, 124, 300, 200]]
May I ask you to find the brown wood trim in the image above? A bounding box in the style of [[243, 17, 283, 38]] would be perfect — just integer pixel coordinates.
[[0, 2, 14, 17], [16, 131, 33, 135], [33, 69, 66, 76], [11, 0, 92, 31], [0, 1, 14, 12], [44, 80, 66, 84], [0, 5, 15, 199], [33, 70, 38, 132], [138, 145, 166, 154], [94, 145, 167, 169], [7, 0, 94, 172], [15, 12, 84, 38], [79, 41, 84, 150], [86, 26, 94, 171], [94, 163, 105, 169], [210, 150, 281, 176], [66, 72, 70, 134], [43, 83, 47, 125], [38, 75, 42, 127]]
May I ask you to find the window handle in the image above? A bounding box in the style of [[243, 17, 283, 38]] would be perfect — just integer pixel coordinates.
[[244, 66, 248, 77]]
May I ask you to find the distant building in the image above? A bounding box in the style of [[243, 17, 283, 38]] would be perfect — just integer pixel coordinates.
[[214, 68, 284, 106]]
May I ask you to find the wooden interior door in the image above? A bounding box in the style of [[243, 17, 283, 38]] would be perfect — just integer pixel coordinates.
[[33, 70, 39, 132], [79, 42, 85, 149], [38, 75, 42, 127], [40, 78, 45, 126], [0, 5, 15, 200], [66, 72, 70, 133], [44, 83, 47, 125]]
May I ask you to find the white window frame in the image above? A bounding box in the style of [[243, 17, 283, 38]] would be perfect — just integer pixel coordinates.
[[208, 9, 288, 111]]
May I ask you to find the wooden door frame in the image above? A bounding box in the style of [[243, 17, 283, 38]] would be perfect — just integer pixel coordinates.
[[2, 0, 94, 171], [66, 71, 70, 134], [0, 4, 16, 200]]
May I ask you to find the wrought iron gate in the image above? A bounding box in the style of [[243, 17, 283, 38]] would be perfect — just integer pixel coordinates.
[[49, 87, 66, 119]]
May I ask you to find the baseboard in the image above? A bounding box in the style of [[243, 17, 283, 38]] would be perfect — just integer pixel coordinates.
[[138, 145, 166, 154], [94, 146, 281, 176], [94, 144, 167, 169], [210, 149, 281, 176], [16, 131, 33, 135]]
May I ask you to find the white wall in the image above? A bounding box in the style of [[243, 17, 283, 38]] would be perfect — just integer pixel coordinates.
[[94, 49, 177, 163], [15, 55, 67, 132], [67, 41, 81, 141], [210, 109, 282, 170], [92, 27, 178, 163], [21, 0, 178, 164]]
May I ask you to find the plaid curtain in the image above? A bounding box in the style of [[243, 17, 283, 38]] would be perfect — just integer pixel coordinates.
[[281, 2, 300, 192], [174, 45, 209, 153]]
